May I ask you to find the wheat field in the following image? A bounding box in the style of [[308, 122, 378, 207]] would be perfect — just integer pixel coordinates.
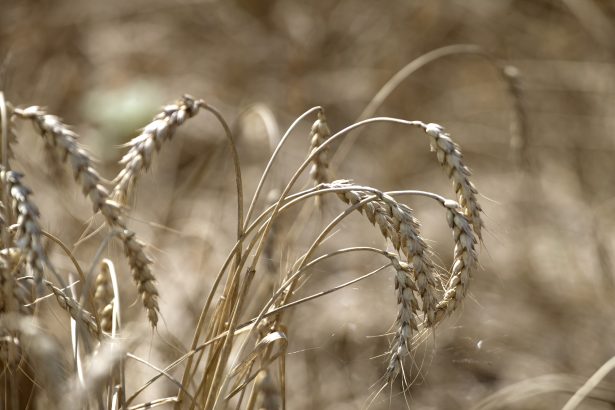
[[1, 1, 615, 409]]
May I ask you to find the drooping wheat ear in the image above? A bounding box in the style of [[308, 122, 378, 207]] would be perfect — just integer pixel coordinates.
[[13, 106, 114, 215], [0, 254, 17, 314], [424, 123, 483, 239], [0, 168, 46, 284], [13, 106, 160, 327], [112, 94, 202, 203], [309, 109, 332, 186], [502, 65, 529, 168], [0, 248, 34, 315], [121, 230, 159, 327], [3, 111, 18, 162], [385, 255, 420, 382], [433, 200, 478, 324], [45, 282, 100, 336], [94, 260, 115, 333], [333, 181, 439, 324]]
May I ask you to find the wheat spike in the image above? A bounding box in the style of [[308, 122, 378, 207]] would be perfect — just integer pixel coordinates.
[[424, 123, 483, 239], [13, 107, 160, 327]]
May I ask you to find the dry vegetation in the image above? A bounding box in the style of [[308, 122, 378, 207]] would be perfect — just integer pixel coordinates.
[[1, 1, 615, 409]]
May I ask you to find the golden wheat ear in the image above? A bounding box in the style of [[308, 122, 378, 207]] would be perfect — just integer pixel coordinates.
[[14, 106, 160, 327]]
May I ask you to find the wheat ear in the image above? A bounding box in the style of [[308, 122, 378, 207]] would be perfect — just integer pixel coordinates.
[[385, 256, 420, 382], [112, 94, 202, 203], [424, 123, 483, 239], [334, 181, 438, 324], [309, 109, 332, 185], [13, 107, 160, 327], [46, 282, 100, 336], [0, 168, 46, 284], [433, 200, 478, 324], [502, 65, 529, 168], [0, 254, 16, 315], [94, 260, 115, 333]]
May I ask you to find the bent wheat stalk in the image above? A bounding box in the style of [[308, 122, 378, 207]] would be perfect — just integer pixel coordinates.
[[0, 167, 49, 285]]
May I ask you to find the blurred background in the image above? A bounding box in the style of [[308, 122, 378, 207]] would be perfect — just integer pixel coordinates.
[[2, 0, 615, 408]]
